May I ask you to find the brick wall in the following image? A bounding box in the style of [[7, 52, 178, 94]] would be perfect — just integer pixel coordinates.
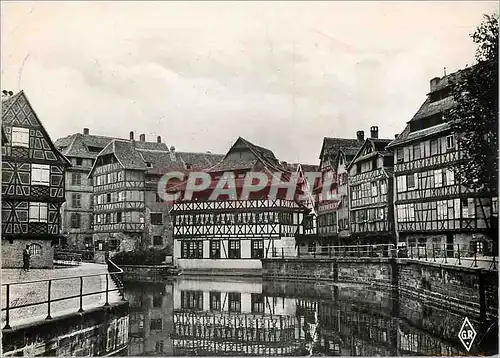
[[2, 239, 53, 268]]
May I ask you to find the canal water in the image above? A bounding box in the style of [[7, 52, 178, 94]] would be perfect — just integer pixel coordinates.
[[122, 276, 487, 356]]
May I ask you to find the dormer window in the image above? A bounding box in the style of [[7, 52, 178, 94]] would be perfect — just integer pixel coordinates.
[[88, 146, 103, 153], [185, 163, 192, 170], [146, 162, 153, 168]]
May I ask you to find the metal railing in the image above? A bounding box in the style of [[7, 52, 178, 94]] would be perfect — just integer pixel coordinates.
[[404, 243, 497, 270], [1, 259, 125, 330], [265, 243, 497, 270], [267, 244, 397, 259], [55, 249, 95, 262], [54, 251, 82, 266]]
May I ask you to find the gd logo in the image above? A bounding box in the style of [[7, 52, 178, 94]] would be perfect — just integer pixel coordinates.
[[458, 317, 477, 352]]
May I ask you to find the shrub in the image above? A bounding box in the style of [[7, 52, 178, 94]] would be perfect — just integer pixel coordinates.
[[111, 246, 172, 266]]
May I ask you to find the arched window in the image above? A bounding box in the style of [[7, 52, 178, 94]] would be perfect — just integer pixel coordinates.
[[29, 243, 42, 256], [71, 213, 81, 228]]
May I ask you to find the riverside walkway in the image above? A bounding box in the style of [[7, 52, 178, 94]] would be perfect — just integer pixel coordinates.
[[1, 262, 123, 329]]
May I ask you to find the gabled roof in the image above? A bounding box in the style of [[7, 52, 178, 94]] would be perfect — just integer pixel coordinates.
[[88, 137, 224, 177], [319, 137, 361, 159], [208, 137, 286, 173], [1, 90, 71, 166], [347, 138, 392, 168]]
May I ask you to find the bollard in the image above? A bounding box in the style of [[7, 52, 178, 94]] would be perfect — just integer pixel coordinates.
[[492, 255, 497, 270], [4, 284, 11, 329], [281, 247, 284, 259], [313, 250, 316, 259], [444, 244, 448, 263], [457, 244, 461, 265], [473, 247, 478, 268], [78, 277, 84, 313], [46, 280, 53, 320]]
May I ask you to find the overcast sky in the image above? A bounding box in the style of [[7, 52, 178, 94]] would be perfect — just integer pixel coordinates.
[[1, 1, 497, 164]]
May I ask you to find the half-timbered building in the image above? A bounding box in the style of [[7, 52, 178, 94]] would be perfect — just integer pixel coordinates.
[[335, 145, 363, 242], [1, 90, 71, 268], [172, 278, 304, 356], [55, 128, 115, 250], [347, 127, 395, 245], [88, 132, 222, 262], [386, 70, 498, 255], [170, 137, 311, 272], [314, 134, 364, 249]]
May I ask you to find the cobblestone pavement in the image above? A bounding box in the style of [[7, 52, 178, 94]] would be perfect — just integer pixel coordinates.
[[1, 263, 122, 328]]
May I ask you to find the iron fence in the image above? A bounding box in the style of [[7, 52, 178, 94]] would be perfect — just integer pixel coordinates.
[[265, 243, 497, 270], [1, 259, 125, 330], [55, 249, 95, 262]]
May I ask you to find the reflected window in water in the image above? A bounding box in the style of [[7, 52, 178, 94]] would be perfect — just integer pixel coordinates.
[[251, 293, 264, 314], [150, 318, 163, 331], [181, 291, 203, 310], [210, 292, 221, 311], [228, 292, 241, 313], [153, 295, 162, 308], [155, 341, 164, 353]]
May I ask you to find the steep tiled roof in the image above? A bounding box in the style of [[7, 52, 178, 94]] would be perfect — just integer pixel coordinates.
[[319, 137, 361, 159], [208, 137, 285, 173], [177, 152, 224, 171], [55, 133, 122, 159], [388, 67, 471, 148], [387, 122, 451, 148], [410, 96, 455, 122], [2, 90, 71, 166], [348, 138, 393, 167], [103, 140, 148, 170]]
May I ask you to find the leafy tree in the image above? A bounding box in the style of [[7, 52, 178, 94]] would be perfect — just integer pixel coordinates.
[[448, 14, 498, 193]]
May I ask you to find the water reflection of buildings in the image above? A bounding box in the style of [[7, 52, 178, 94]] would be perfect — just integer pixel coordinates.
[[172, 278, 305, 356], [126, 283, 174, 356], [126, 278, 466, 357]]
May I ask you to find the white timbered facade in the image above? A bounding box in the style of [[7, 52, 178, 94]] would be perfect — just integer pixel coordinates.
[[387, 71, 498, 255], [172, 278, 303, 356], [347, 127, 395, 245], [1, 90, 71, 268], [315, 134, 363, 248], [170, 137, 310, 271]]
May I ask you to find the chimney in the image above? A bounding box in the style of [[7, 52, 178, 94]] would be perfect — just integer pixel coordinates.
[[356, 130, 364, 143], [430, 77, 441, 92], [1, 90, 11, 98], [157, 136, 161, 143], [139, 134, 145, 142], [129, 131, 134, 140], [370, 126, 379, 139], [394, 134, 399, 139], [83, 128, 89, 135], [206, 150, 211, 154], [170, 146, 175, 152]]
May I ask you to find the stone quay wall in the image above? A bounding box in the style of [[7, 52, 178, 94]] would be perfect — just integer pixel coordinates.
[[2, 301, 129, 357], [261, 257, 498, 321]]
